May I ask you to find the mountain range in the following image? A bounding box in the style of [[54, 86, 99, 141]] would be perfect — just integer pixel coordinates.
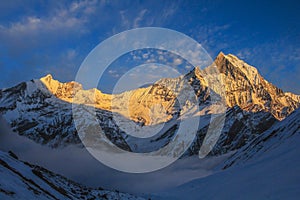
[[0, 52, 299, 199]]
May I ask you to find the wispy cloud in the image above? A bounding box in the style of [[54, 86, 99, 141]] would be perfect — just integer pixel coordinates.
[[173, 58, 183, 65], [191, 23, 232, 56], [0, 1, 96, 41], [133, 9, 148, 28], [119, 9, 151, 30], [0, 1, 100, 61], [108, 69, 121, 78], [0, 1, 104, 87], [116, 2, 179, 32]]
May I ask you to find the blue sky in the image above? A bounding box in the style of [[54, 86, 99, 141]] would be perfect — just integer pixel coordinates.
[[0, 0, 299, 94]]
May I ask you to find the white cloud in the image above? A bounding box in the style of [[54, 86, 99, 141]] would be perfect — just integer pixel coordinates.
[[191, 23, 232, 55], [159, 55, 165, 61], [161, 5, 177, 19], [119, 10, 130, 30], [142, 53, 149, 59], [173, 58, 183, 65], [145, 58, 156, 63], [66, 49, 77, 60], [0, 0, 101, 44], [237, 49, 251, 59], [108, 70, 120, 78], [117, 3, 178, 32], [148, 65, 158, 70], [133, 9, 148, 28]]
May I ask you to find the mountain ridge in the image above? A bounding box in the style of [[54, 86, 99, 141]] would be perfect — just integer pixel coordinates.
[[0, 52, 299, 155], [39, 52, 300, 121]]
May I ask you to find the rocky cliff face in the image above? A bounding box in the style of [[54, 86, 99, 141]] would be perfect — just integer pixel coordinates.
[[214, 52, 300, 120]]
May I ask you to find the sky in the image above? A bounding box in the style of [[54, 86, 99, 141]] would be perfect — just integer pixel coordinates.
[[0, 0, 299, 94]]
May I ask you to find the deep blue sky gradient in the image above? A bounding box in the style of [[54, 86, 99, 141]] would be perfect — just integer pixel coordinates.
[[0, 0, 299, 93]]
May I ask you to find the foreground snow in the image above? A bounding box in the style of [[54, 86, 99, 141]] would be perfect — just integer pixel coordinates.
[[155, 110, 300, 199], [0, 150, 145, 200]]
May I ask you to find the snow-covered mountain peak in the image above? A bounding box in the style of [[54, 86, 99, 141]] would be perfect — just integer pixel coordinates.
[[226, 53, 258, 74], [40, 74, 83, 102], [215, 52, 259, 81], [214, 52, 300, 120]]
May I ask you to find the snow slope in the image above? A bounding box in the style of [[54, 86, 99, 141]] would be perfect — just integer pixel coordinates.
[[222, 107, 300, 169], [156, 109, 300, 199], [0, 150, 145, 200]]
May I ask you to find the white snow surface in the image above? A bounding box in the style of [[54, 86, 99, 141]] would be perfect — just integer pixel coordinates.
[[0, 150, 145, 200], [154, 109, 300, 199]]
